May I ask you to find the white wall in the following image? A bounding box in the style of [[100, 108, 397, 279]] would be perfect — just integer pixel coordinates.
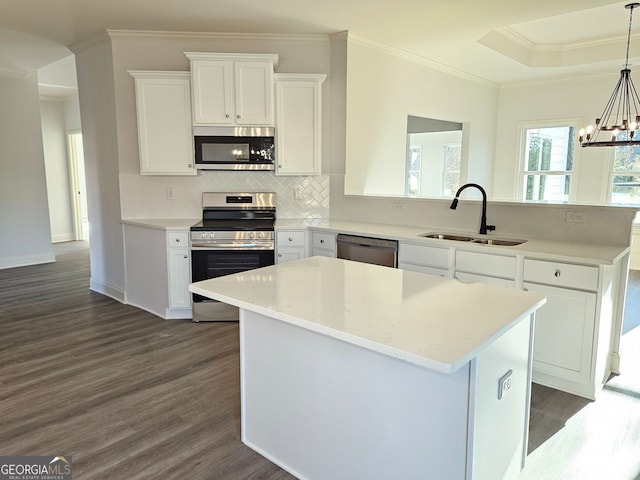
[[40, 98, 75, 242], [493, 74, 618, 203], [343, 37, 498, 197], [328, 37, 636, 245], [0, 73, 55, 269], [74, 40, 126, 301]]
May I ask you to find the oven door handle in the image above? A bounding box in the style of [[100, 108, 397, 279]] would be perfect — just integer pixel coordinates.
[[191, 243, 274, 250]]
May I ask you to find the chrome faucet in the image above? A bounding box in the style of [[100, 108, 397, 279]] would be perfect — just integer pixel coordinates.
[[449, 183, 495, 235]]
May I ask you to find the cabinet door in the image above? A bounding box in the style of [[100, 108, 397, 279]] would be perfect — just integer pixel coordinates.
[[168, 248, 191, 309], [234, 61, 273, 125], [277, 249, 305, 264], [191, 60, 234, 125], [274, 74, 325, 175], [132, 72, 195, 175], [524, 282, 597, 383]]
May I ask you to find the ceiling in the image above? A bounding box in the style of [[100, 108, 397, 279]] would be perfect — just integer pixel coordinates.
[[0, 0, 637, 87]]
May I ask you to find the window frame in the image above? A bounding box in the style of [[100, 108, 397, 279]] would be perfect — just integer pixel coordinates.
[[608, 141, 640, 206], [516, 118, 581, 203]]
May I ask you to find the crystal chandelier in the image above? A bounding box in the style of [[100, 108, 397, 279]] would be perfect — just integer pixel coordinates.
[[580, 3, 640, 147]]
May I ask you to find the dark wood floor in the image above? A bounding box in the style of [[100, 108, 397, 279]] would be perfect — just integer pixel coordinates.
[[2, 242, 640, 479], [0, 242, 294, 479]]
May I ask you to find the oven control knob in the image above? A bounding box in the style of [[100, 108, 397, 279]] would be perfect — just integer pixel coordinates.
[[249, 232, 255, 239], [257, 232, 264, 239]]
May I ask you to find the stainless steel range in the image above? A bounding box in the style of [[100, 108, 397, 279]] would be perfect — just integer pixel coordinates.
[[190, 192, 276, 322]]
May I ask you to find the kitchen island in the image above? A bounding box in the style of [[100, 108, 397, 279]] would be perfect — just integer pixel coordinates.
[[190, 256, 546, 480]]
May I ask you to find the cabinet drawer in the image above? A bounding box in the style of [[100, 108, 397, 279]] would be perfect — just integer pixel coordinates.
[[398, 262, 449, 277], [277, 230, 306, 247], [398, 243, 450, 269], [523, 259, 598, 291], [312, 232, 336, 250], [455, 251, 516, 279], [455, 271, 516, 288], [167, 231, 189, 247]]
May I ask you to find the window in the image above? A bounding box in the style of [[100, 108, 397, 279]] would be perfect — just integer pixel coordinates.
[[610, 135, 640, 204], [519, 122, 577, 202], [442, 143, 461, 197], [406, 145, 421, 196]]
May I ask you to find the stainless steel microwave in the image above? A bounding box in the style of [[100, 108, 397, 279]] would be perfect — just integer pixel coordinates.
[[193, 126, 275, 171]]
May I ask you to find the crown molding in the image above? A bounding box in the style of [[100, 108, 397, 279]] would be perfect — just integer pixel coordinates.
[[106, 29, 329, 46], [347, 33, 497, 88]]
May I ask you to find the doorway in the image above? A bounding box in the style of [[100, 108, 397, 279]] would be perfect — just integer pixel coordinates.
[[67, 131, 89, 242]]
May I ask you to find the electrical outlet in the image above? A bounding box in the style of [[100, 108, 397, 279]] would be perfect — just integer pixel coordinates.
[[166, 187, 175, 200], [498, 369, 513, 400], [294, 187, 304, 200], [566, 211, 586, 223], [393, 202, 404, 212]]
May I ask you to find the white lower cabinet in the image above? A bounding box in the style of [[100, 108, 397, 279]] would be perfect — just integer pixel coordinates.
[[167, 232, 191, 310], [523, 258, 607, 398], [124, 224, 192, 320], [276, 229, 308, 264], [398, 243, 451, 276], [311, 232, 337, 257], [524, 282, 596, 386]]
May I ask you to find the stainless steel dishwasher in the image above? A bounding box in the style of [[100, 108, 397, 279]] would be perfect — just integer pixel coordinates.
[[336, 234, 398, 268]]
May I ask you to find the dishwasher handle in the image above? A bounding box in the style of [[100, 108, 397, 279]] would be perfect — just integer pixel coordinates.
[[337, 234, 398, 250]]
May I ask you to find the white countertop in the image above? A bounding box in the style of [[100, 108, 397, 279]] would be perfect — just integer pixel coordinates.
[[121, 218, 199, 230], [190, 256, 546, 374], [120, 217, 629, 265], [276, 218, 629, 265]]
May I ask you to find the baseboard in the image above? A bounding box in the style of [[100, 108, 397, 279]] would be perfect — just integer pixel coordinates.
[[0, 252, 56, 270], [164, 307, 193, 320], [52, 233, 75, 243], [90, 277, 126, 303]]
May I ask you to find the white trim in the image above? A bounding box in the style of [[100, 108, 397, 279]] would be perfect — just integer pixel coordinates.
[[108, 29, 329, 48], [0, 252, 55, 270], [515, 118, 582, 202], [52, 233, 75, 243], [90, 278, 125, 303], [347, 33, 497, 88]]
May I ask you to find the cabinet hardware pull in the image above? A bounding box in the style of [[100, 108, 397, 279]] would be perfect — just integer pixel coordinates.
[[278, 253, 282, 257], [554, 270, 561, 277], [188, 163, 193, 168], [288, 237, 293, 241], [225, 114, 230, 118], [278, 164, 283, 168], [176, 238, 180, 242], [320, 239, 324, 243], [183, 255, 188, 259], [236, 115, 241, 119]]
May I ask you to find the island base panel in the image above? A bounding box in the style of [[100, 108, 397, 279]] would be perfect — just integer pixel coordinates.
[[239, 310, 472, 480]]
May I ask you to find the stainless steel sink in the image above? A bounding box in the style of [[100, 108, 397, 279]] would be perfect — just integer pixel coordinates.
[[419, 233, 475, 242], [419, 232, 526, 246], [470, 238, 525, 246]]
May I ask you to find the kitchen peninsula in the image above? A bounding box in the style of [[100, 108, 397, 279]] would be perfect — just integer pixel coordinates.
[[190, 256, 546, 480]]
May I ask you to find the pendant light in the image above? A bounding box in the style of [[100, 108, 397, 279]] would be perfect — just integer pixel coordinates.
[[580, 3, 640, 147]]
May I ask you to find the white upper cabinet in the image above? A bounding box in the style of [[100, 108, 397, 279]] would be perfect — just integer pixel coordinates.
[[274, 73, 326, 176], [185, 52, 278, 127], [130, 71, 195, 175]]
